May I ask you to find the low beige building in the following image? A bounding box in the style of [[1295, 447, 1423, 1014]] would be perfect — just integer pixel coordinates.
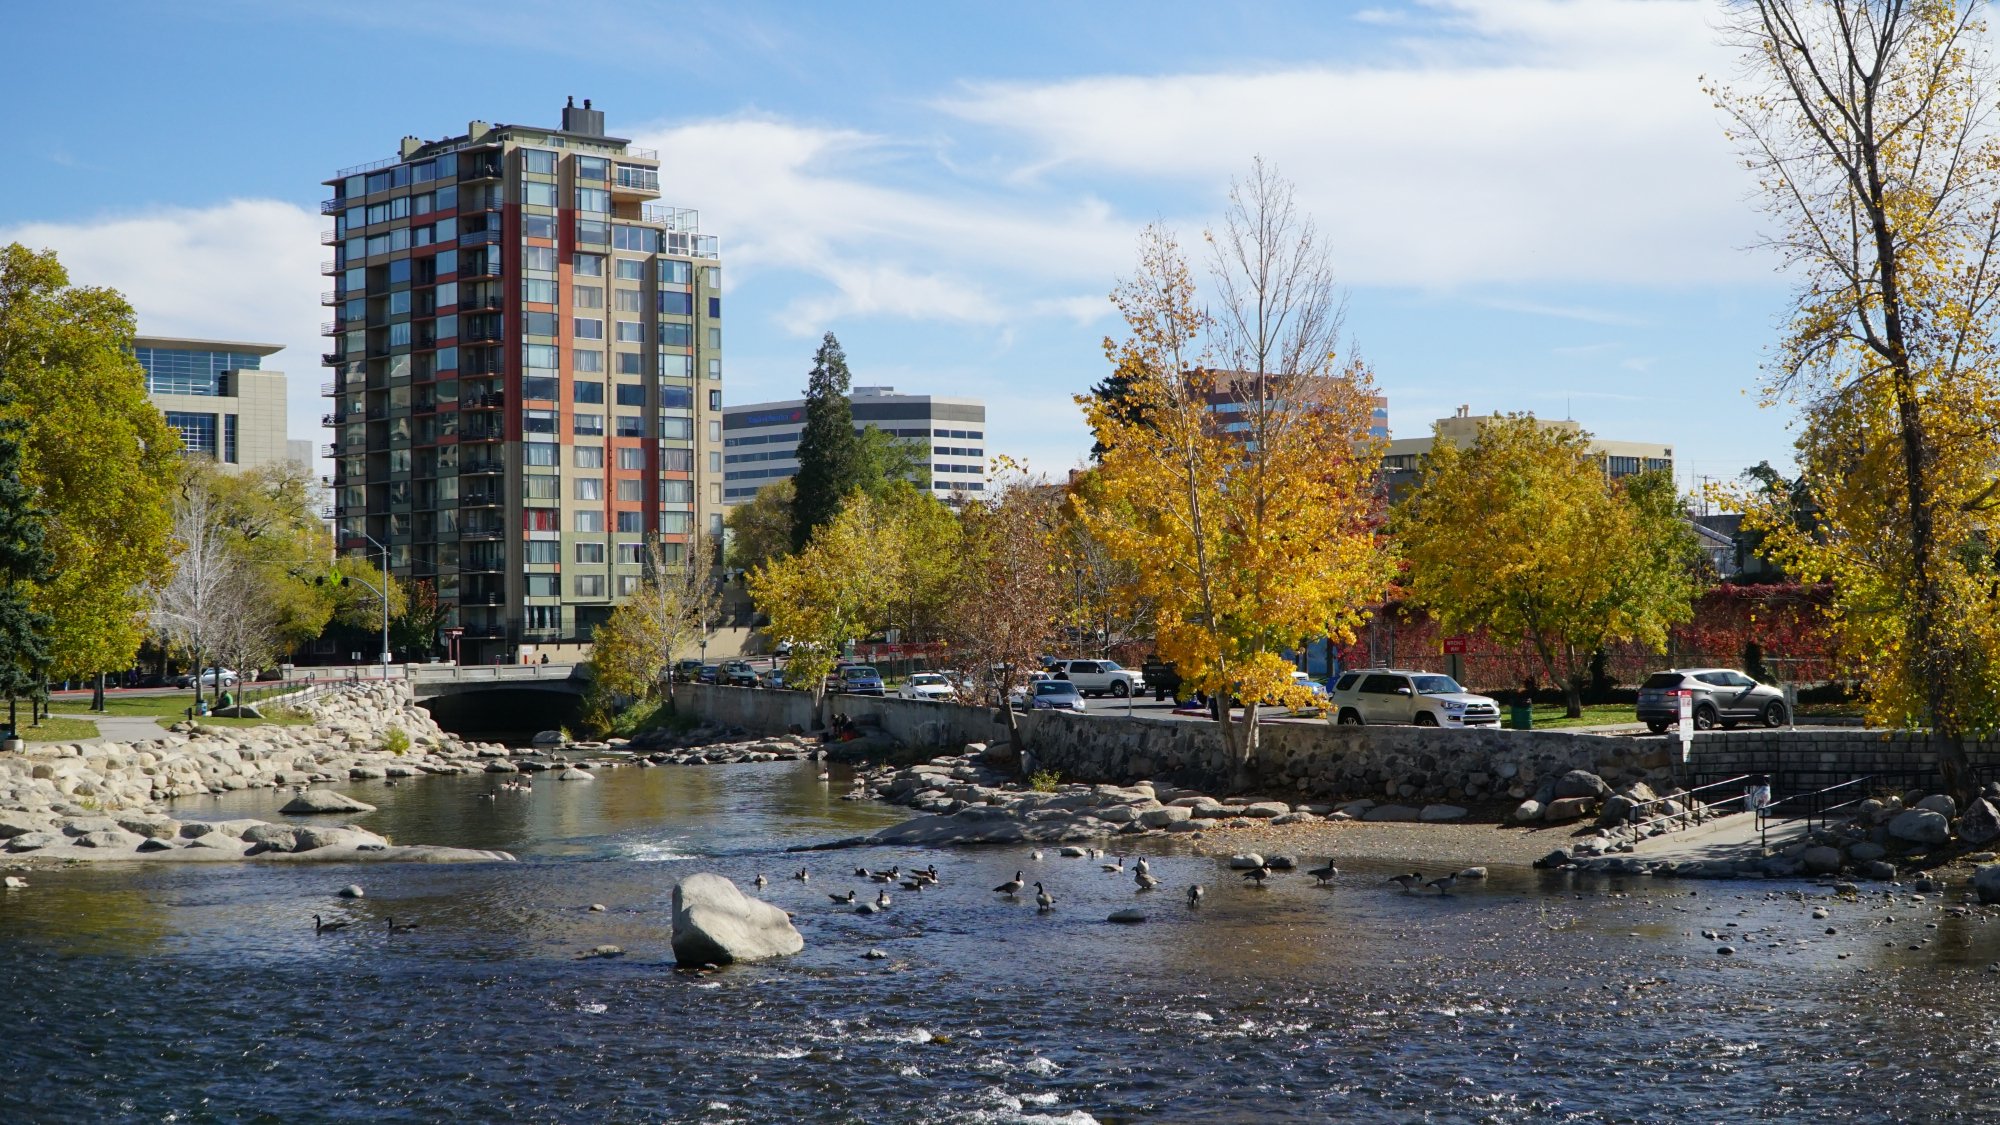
[[135, 335, 292, 471], [1383, 405, 1673, 480]]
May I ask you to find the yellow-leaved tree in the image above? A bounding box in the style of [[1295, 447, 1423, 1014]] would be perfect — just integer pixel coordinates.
[[748, 495, 887, 726], [1395, 415, 1698, 719], [1715, 2, 2000, 800], [1079, 162, 1394, 777]]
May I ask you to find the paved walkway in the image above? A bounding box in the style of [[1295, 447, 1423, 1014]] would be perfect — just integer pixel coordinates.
[[47, 712, 170, 745], [1627, 810, 1809, 861]]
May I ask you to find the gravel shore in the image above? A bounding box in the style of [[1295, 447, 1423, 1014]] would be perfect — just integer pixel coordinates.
[[1189, 816, 1577, 869]]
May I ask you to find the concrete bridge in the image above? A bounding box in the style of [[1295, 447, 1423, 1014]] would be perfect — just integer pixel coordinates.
[[407, 664, 589, 736], [406, 663, 588, 700]]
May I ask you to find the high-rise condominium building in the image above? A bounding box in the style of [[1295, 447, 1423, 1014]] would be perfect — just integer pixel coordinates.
[[136, 335, 292, 470], [720, 386, 987, 506], [321, 99, 722, 664]]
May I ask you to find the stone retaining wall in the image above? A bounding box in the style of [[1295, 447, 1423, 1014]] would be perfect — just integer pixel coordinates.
[[1684, 728, 2000, 793], [672, 684, 1006, 749]]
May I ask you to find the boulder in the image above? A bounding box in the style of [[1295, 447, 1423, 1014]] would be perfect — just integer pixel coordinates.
[[280, 790, 377, 815], [1419, 804, 1467, 822], [1959, 799, 2000, 846], [1266, 855, 1297, 870], [1241, 801, 1290, 819], [1509, 799, 1545, 824], [557, 767, 595, 782], [1227, 854, 1266, 870], [1543, 796, 1596, 823], [1139, 806, 1193, 829], [1532, 848, 1572, 869], [1916, 794, 1958, 820], [1862, 860, 1898, 880], [1847, 841, 1887, 862], [1363, 804, 1422, 822], [670, 874, 804, 966], [1975, 864, 2000, 906], [74, 829, 141, 849], [0, 811, 50, 839], [1457, 867, 1489, 880], [1801, 846, 1844, 875], [239, 823, 300, 852], [1107, 909, 1147, 924], [4, 831, 59, 852], [1553, 770, 1612, 800], [1887, 808, 1950, 847]]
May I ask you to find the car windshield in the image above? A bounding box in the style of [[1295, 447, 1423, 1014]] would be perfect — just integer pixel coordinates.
[[1099, 660, 1123, 671], [1642, 672, 1685, 690], [910, 675, 946, 686], [1035, 681, 1075, 695], [1411, 675, 1463, 695], [844, 667, 878, 679]]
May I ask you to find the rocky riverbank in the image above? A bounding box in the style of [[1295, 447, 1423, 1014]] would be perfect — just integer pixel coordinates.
[[0, 682, 517, 866]]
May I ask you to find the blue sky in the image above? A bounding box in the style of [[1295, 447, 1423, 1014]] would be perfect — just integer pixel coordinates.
[[0, 0, 1796, 488]]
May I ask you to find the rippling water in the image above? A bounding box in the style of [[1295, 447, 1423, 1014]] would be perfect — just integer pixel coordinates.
[[5, 761, 2000, 1123]]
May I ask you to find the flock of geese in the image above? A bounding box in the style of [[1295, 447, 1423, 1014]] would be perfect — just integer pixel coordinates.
[[761, 849, 1473, 920], [312, 913, 419, 935]]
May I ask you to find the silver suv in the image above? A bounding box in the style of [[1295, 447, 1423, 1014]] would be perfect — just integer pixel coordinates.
[[1328, 668, 1501, 728], [1636, 669, 1786, 732], [1048, 658, 1143, 698]]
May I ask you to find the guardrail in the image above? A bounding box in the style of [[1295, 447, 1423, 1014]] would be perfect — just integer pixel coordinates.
[[1758, 774, 1881, 848], [1622, 774, 1756, 838]]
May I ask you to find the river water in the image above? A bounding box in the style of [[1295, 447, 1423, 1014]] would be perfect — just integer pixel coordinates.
[[3, 760, 1999, 1123]]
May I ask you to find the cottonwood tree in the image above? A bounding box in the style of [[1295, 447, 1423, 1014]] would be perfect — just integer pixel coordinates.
[[1397, 415, 1698, 718], [148, 480, 238, 710], [0, 394, 51, 733], [945, 472, 1063, 752], [1715, 2, 2000, 800], [0, 245, 178, 689], [750, 500, 888, 726], [1080, 164, 1394, 779], [1056, 470, 1152, 656], [725, 478, 796, 573], [589, 537, 721, 701]]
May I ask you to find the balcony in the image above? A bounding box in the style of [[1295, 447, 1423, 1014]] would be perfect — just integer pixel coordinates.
[[321, 259, 338, 275], [320, 290, 338, 306], [461, 425, 505, 442], [463, 324, 504, 343], [320, 412, 337, 427], [461, 527, 506, 541], [462, 459, 505, 474], [320, 229, 340, 246], [320, 443, 339, 458], [320, 321, 340, 336], [321, 380, 339, 396], [612, 166, 660, 198], [462, 392, 504, 410], [460, 624, 510, 639], [459, 157, 502, 181], [320, 199, 342, 215], [460, 488, 504, 504], [458, 228, 501, 247], [461, 592, 506, 606], [319, 505, 336, 520]]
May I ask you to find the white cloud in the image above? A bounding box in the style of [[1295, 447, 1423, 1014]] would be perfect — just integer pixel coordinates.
[[1, 199, 327, 445], [935, 0, 1763, 288]]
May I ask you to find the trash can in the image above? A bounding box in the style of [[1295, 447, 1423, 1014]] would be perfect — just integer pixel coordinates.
[[1510, 703, 1533, 730]]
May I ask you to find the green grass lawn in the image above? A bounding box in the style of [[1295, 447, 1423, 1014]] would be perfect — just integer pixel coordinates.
[[18, 716, 100, 742], [1513, 703, 1642, 730], [82, 691, 317, 728]]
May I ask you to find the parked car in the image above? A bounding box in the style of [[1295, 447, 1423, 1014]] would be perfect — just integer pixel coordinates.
[[673, 658, 706, 682], [720, 661, 759, 688], [1141, 656, 1182, 701], [897, 672, 957, 702], [837, 665, 886, 696], [1636, 668, 1787, 732], [1006, 671, 1057, 708], [1048, 658, 1144, 698], [758, 667, 789, 690], [697, 664, 722, 685], [1328, 668, 1501, 728], [1025, 679, 1086, 713], [176, 667, 239, 689], [773, 639, 794, 658], [1284, 671, 1329, 714]]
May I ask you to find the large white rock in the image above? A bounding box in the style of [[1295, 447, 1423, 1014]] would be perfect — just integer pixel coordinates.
[[280, 790, 377, 815], [1887, 808, 1950, 846], [671, 874, 805, 966]]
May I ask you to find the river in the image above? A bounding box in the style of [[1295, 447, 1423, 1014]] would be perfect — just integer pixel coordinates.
[[2, 759, 1997, 1123]]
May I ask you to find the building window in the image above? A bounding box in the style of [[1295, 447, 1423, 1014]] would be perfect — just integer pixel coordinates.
[[574, 477, 603, 501], [523, 182, 558, 207], [577, 542, 605, 563], [522, 214, 557, 240], [659, 323, 692, 347], [223, 414, 238, 464], [574, 574, 605, 597], [575, 155, 608, 180], [662, 386, 693, 410], [616, 574, 641, 596], [524, 508, 560, 532], [662, 261, 691, 284], [524, 475, 558, 500], [707, 357, 721, 381], [523, 410, 558, 435], [704, 266, 721, 289], [708, 389, 722, 411], [615, 383, 646, 406], [658, 291, 693, 316], [165, 411, 219, 458], [574, 445, 604, 468], [616, 352, 644, 375], [573, 285, 603, 309], [616, 511, 643, 533], [616, 479, 642, 501], [574, 413, 605, 436], [524, 279, 557, 304], [708, 420, 722, 442], [661, 416, 692, 440], [524, 246, 557, 271], [521, 377, 558, 401], [615, 320, 644, 342], [616, 259, 646, 280], [573, 381, 604, 404], [525, 605, 561, 631], [525, 574, 559, 597], [617, 447, 644, 470], [573, 349, 604, 373], [709, 452, 721, 472], [616, 415, 644, 437], [575, 188, 610, 213], [524, 541, 559, 565], [522, 149, 557, 175], [574, 510, 603, 533], [707, 327, 721, 350], [661, 479, 692, 503], [614, 289, 643, 312], [617, 542, 645, 564], [574, 318, 604, 340], [524, 441, 558, 466], [577, 219, 610, 245], [524, 312, 558, 336], [574, 254, 605, 277]]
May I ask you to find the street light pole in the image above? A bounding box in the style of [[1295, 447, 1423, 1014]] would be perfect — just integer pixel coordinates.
[[358, 533, 392, 682]]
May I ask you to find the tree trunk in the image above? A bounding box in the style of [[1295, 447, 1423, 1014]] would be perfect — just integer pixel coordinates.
[[1562, 680, 1583, 721], [90, 671, 105, 713]]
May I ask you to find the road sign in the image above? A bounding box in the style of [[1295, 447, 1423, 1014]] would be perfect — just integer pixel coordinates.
[[1677, 690, 1694, 763], [1442, 636, 1469, 655]]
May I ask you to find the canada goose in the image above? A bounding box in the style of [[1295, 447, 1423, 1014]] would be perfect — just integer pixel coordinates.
[[1134, 871, 1160, 892], [312, 914, 349, 934], [1186, 884, 1204, 907], [994, 871, 1026, 896], [1307, 859, 1339, 885], [817, 769, 831, 781], [754, 874, 768, 888], [1035, 882, 1055, 911], [1031, 850, 1045, 861], [830, 890, 857, 904], [793, 868, 810, 882], [875, 889, 893, 908], [1241, 865, 1273, 887], [1386, 872, 1423, 893], [1427, 873, 1459, 895], [387, 916, 419, 933], [1101, 857, 1125, 873], [900, 879, 925, 891], [853, 867, 871, 877], [870, 866, 901, 883], [1134, 857, 1150, 878]]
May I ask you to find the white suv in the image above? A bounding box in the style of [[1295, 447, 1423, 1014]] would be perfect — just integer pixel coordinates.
[[1328, 669, 1501, 728], [1048, 658, 1143, 698]]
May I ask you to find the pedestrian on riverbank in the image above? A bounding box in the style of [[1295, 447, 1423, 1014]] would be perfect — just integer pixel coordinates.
[[1745, 775, 1772, 819]]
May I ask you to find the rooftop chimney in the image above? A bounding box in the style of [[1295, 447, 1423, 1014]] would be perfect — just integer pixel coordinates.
[[399, 135, 422, 158], [562, 97, 606, 137]]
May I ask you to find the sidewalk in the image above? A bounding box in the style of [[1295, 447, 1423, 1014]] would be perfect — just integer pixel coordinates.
[[47, 711, 169, 744]]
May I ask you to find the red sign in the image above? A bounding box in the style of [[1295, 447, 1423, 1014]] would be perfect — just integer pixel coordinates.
[[1442, 637, 1469, 655]]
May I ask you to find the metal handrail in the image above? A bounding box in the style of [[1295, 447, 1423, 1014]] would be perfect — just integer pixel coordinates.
[[1623, 773, 1755, 836], [1758, 774, 1880, 848]]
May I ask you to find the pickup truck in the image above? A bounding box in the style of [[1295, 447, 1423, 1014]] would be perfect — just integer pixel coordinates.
[[1048, 658, 1143, 698]]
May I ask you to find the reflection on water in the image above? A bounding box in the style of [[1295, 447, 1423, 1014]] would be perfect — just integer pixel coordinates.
[[4, 762, 2000, 1122]]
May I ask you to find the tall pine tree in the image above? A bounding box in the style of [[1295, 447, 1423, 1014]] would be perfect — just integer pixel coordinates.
[[0, 391, 52, 735], [789, 332, 864, 551]]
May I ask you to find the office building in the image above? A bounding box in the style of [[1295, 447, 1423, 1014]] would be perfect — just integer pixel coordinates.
[[1381, 406, 1673, 498], [136, 335, 291, 470], [320, 99, 723, 663], [721, 386, 986, 505], [1201, 372, 1388, 440]]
